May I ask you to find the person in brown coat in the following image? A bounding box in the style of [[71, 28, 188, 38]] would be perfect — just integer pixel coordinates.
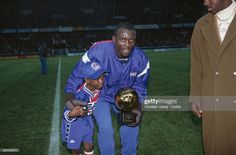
[[190, 0, 236, 155]]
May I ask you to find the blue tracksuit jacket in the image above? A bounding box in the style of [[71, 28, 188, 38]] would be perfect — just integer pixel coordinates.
[[65, 40, 150, 105]]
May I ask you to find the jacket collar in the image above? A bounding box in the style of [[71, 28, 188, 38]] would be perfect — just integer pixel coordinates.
[[201, 12, 236, 55]]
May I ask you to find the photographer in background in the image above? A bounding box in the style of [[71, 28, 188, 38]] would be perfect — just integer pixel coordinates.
[[38, 41, 48, 75]]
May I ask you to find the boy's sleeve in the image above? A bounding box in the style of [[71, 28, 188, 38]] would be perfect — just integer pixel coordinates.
[[63, 109, 76, 123]]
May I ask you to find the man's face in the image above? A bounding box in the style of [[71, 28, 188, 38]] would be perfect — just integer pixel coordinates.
[[203, 0, 231, 14], [112, 28, 136, 58]]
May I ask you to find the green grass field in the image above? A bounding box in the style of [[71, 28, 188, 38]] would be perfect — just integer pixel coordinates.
[[0, 50, 204, 155]]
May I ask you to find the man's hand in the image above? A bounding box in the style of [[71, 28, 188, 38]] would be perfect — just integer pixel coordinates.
[[191, 102, 202, 118], [68, 106, 85, 118], [127, 109, 142, 127], [132, 109, 142, 124], [65, 93, 76, 109], [65, 99, 87, 110], [66, 93, 75, 101], [65, 93, 88, 110]]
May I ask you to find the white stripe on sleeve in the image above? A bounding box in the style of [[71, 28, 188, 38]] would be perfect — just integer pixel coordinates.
[[137, 61, 150, 77], [82, 51, 91, 63]]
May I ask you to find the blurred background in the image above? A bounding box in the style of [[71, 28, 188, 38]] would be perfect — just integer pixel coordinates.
[[0, 0, 205, 57]]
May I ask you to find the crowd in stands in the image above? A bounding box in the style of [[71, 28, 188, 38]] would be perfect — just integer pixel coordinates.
[[0, 0, 204, 56], [0, 0, 204, 28], [0, 28, 193, 56]]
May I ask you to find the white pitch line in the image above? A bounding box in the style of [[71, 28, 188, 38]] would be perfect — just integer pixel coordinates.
[[48, 57, 61, 155]]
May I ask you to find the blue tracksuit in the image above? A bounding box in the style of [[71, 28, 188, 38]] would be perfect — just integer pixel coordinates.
[[65, 40, 150, 155], [61, 83, 99, 150]]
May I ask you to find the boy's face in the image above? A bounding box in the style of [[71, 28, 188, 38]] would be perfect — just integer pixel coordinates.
[[85, 73, 106, 91]]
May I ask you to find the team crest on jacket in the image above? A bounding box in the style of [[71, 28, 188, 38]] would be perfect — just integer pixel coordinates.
[[130, 72, 137, 77], [91, 62, 101, 70]]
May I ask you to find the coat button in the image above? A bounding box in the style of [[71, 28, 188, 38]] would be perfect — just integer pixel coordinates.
[[233, 72, 236, 76], [216, 98, 219, 102], [215, 72, 219, 75]]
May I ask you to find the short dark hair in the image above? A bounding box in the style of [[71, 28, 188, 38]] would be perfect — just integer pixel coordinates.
[[113, 22, 135, 36]]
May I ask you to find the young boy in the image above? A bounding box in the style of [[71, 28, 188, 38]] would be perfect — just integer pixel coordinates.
[[61, 59, 108, 155]]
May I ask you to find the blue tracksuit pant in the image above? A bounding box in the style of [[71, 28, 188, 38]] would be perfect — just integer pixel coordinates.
[[93, 99, 139, 155]]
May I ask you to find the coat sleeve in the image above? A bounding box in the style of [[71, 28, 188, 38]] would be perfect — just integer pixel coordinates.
[[189, 25, 203, 103]]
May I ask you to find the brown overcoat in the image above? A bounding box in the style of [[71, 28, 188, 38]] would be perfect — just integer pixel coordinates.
[[190, 12, 236, 155]]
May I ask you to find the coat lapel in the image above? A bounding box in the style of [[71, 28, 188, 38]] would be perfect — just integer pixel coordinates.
[[220, 13, 236, 53], [201, 14, 221, 55]]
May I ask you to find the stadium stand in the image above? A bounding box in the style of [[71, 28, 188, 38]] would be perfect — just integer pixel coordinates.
[[0, 0, 205, 57]]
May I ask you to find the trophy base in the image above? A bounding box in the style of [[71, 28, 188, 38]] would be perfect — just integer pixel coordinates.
[[118, 112, 137, 126]]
